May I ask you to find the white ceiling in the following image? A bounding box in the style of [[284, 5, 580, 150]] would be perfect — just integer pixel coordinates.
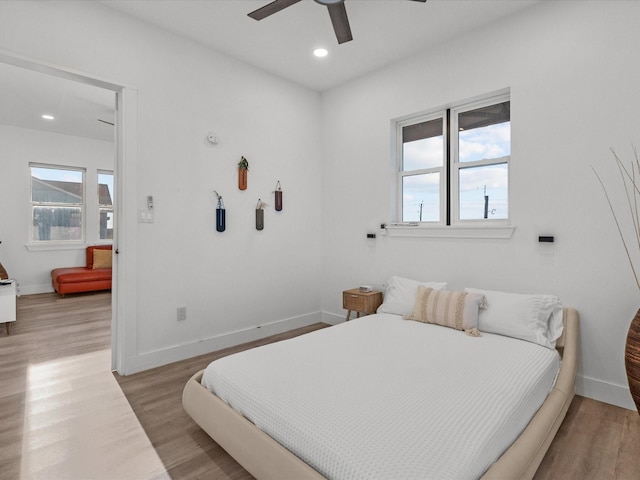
[[1, 0, 540, 140], [0, 61, 116, 142], [101, 0, 540, 92]]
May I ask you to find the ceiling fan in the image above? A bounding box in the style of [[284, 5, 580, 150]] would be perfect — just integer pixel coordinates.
[[248, 0, 427, 45]]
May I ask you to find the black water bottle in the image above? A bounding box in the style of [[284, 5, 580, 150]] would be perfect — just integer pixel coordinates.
[[216, 207, 225, 232]]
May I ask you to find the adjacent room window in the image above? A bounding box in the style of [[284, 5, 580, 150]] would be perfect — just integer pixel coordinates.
[[30, 165, 85, 242], [396, 93, 510, 225], [98, 171, 114, 240]]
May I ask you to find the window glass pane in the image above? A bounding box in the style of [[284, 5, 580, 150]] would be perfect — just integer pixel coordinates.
[[31, 166, 84, 242], [458, 101, 510, 163], [98, 172, 114, 241], [32, 206, 82, 241], [99, 208, 114, 240], [458, 164, 508, 220], [402, 118, 443, 170], [98, 172, 113, 240], [31, 167, 83, 204], [402, 173, 440, 222], [97, 172, 114, 206]]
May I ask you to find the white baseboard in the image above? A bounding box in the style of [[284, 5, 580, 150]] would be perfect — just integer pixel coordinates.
[[16, 283, 54, 296], [321, 311, 345, 325], [122, 311, 323, 375], [575, 374, 636, 411]]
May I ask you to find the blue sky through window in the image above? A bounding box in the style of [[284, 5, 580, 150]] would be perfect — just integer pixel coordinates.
[[32, 167, 82, 184], [458, 122, 509, 219], [402, 121, 510, 221]]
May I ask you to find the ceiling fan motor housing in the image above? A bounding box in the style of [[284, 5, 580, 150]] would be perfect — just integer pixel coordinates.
[[249, 0, 425, 45]]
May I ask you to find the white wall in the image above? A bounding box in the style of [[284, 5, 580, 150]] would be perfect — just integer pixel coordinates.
[[0, 124, 114, 294], [2, 0, 638, 410], [0, 1, 323, 372], [320, 0, 640, 410]]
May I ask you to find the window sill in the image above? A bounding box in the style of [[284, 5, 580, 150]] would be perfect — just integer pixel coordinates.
[[25, 243, 88, 252], [384, 224, 515, 239]]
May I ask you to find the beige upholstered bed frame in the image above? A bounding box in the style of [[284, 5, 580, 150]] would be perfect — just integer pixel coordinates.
[[182, 308, 579, 480]]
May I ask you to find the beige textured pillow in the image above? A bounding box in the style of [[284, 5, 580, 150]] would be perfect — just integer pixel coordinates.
[[404, 286, 486, 333], [93, 249, 112, 269]]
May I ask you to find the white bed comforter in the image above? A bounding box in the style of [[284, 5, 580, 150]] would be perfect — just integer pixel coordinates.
[[201, 313, 561, 480]]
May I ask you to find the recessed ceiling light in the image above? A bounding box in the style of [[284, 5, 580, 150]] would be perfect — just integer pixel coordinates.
[[313, 48, 328, 58], [41, 114, 55, 120]]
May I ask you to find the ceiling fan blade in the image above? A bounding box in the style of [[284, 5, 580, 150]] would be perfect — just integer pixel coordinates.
[[326, 2, 352, 44], [248, 0, 302, 21], [409, 0, 427, 2]]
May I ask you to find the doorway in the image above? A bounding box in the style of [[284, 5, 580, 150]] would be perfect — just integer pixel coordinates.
[[0, 51, 136, 372]]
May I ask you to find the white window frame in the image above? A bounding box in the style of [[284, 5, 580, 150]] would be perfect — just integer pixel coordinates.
[[29, 163, 86, 245], [450, 93, 511, 226], [396, 112, 447, 225], [391, 90, 514, 239]]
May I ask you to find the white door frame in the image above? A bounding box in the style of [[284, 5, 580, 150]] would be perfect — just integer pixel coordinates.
[[0, 49, 138, 374]]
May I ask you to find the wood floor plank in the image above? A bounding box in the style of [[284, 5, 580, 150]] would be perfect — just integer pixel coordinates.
[[533, 395, 640, 480], [616, 408, 640, 478], [0, 291, 169, 480], [115, 322, 329, 480]]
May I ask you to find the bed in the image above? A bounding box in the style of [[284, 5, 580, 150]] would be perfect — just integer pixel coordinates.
[[183, 284, 579, 480]]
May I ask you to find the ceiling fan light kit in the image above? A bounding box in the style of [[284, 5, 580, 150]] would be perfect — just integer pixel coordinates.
[[248, 0, 426, 45]]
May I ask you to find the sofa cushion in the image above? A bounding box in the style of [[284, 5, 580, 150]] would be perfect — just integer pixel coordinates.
[[92, 249, 112, 269], [51, 267, 112, 284], [87, 245, 112, 268]]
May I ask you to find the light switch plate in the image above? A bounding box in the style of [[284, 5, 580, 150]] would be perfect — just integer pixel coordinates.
[[138, 210, 154, 223]]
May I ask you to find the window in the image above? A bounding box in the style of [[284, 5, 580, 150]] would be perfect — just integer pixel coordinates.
[[29, 164, 114, 245], [30, 165, 84, 242], [399, 115, 445, 222], [397, 93, 510, 225], [98, 171, 114, 240]]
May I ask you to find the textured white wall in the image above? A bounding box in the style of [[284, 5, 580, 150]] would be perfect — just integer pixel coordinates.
[[319, 1, 640, 409], [0, 125, 114, 293], [0, 1, 323, 371]]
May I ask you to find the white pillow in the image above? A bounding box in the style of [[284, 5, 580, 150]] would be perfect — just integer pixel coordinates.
[[465, 287, 563, 349], [377, 276, 447, 316]]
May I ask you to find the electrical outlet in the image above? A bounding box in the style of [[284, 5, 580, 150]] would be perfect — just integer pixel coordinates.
[[177, 306, 187, 321]]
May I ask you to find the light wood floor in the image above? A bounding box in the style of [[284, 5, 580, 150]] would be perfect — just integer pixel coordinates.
[[0, 292, 168, 480], [115, 323, 329, 480], [4, 292, 640, 479], [118, 334, 640, 480]]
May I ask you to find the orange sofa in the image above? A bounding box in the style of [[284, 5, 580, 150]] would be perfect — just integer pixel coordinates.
[[51, 245, 112, 295]]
